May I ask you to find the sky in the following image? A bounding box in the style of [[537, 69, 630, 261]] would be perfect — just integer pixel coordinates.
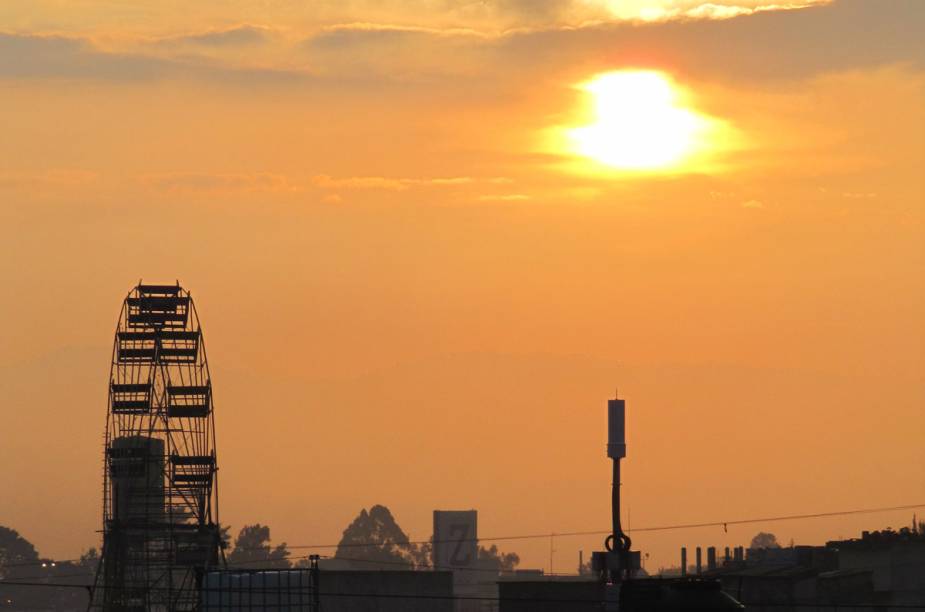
[[0, 0, 923, 573]]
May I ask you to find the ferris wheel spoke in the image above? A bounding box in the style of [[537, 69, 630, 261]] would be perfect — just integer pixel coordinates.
[[94, 283, 219, 611]]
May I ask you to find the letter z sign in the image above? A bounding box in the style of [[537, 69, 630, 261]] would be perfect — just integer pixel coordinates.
[[449, 523, 473, 566]]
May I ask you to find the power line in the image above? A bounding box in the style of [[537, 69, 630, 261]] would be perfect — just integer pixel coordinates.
[[0, 571, 95, 583], [13, 554, 925, 583], [263, 502, 925, 550], [310, 553, 549, 575], [6, 502, 920, 569], [630, 503, 925, 534], [2, 579, 925, 609]]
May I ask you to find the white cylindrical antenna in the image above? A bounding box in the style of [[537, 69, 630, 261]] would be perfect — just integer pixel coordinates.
[[607, 398, 626, 459]]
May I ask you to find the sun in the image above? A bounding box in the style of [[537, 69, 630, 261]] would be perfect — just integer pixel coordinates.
[[566, 70, 715, 171]]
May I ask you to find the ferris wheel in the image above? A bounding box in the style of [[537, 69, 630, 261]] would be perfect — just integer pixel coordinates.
[[92, 282, 220, 611]]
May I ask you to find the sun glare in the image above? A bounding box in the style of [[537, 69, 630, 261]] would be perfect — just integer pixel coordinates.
[[566, 70, 716, 172]]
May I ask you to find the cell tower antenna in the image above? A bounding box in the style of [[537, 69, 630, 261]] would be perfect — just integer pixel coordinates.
[[590, 393, 639, 586]]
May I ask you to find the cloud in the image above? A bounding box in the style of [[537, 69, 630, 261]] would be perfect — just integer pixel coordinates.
[[136, 172, 518, 200], [487, 0, 581, 24], [311, 175, 409, 190], [477, 193, 531, 201], [495, 0, 925, 83], [742, 199, 764, 208], [311, 175, 478, 191], [302, 23, 493, 78], [0, 32, 165, 79], [0, 169, 98, 190], [490, 0, 831, 24], [0, 0, 833, 39], [2, 0, 922, 86], [315, 22, 485, 40], [300, 23, 466, 63], [299, 0, 924, 84], [151, 25, 273, 48], [0, 31, 309, 84], [305, 0, 829, 31], [139, 172, 298, 194], [623, 1, 829, 22]]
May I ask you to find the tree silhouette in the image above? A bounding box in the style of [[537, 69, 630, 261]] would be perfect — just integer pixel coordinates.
[[226, 524, 291, 569], [0, 528, 102, 609], [334, 505, 416, 569], [219, 524, 232, 552], [0, 526, 39, 579], [332, 505, 521, 575], [39, 548, 100, 610], [411, 537, 433, 570], [749, 532, 781, 549], [476, 544, 520, 573], [78, 547, 99, 571], [0, 526, 46, 609]]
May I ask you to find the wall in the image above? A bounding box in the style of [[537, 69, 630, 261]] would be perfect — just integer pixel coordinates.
[[320, 570, 454, 612]]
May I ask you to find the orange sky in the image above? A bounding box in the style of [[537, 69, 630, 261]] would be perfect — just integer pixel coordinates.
[[0, 0, 923, 572]]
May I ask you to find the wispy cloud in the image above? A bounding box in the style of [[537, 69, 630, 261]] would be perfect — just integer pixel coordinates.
[[315, 22, 486, 39], [477, 193, 531, 202], [0, 31, 310, 84], [139, 172, 298, 194], [0, 169, 98, 189], [3, 2, 922, 86], [311, 175, 487, 191], [0, 32, 165, 80], [151, 25, 273, 48], [625, 1, 829, 22]]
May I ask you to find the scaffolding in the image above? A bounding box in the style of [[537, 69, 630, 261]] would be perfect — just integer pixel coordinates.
[[91, 283, 220, 611]]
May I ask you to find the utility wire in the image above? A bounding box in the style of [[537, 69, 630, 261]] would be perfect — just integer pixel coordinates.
[[12, 555, 925, 583], [254, 502, 925, 550], [307, 553, 556, 575], [2, 579, 925, 609], [6, 502, 920, 568]]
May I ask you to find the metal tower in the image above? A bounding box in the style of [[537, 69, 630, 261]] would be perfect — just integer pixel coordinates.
[[592, 394, 640, 588], [605, 396, 637, 582], [91, 283, 220, 610]]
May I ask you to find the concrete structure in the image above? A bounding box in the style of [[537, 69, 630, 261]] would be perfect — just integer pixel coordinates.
[[697, 528, 925, 610], [109, 435, 165, 524], [498, 577, 744, 612], [433, 509, 483, 611], [816, 569, 875, 608], [716, 565, 820, 612], [321, 570, 454, 612], [202, 570, 315, 610], [498, 578, 603, 612], [830, 529, 925, 608], [202, 569, 454, 611], [433, 510, 478, 577]]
